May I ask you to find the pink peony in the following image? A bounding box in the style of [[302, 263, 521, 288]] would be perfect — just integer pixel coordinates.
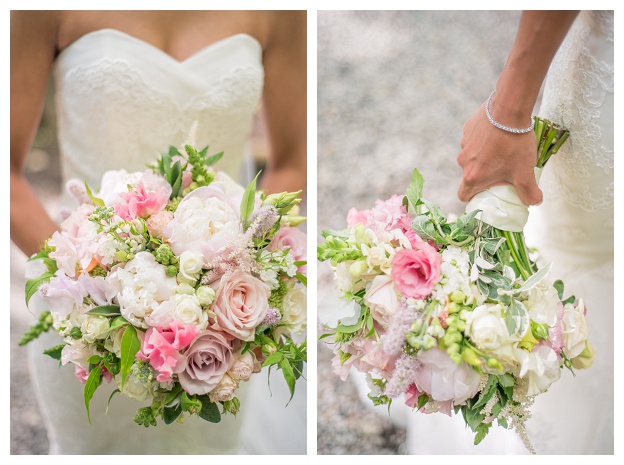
[[138, 321, 200, 383], [391, 244, 441, 299], [346, 207, 371, 227], [178, 330, 234, 395], [211, 270, 271, 341], [146, 210, 174, 239], [114, 171, 172, 220], [413, 348, 481, 405]]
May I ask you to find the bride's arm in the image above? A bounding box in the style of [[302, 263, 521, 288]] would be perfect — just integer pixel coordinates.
[[457, 11, 579, 206], [11, 11, 61, 256], [258, 11, 307, 196]]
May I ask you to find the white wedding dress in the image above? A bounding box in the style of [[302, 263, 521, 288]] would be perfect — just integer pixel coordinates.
[[406, 11, 614, 454], [26, 29, 305, 454]]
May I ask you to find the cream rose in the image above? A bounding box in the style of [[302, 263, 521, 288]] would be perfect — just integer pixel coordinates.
[[170, 294, 208, 329], [211, 271, 271, 341], [561, 299, 589, 359], [178, 250, 205, 284], [80, 315, 111, 343], [196, 286, 216, 307], [280, 282, 307, 335], [364, 275, 398, 330], [228, 352, 259, 381], [465, 303, 522, 364]]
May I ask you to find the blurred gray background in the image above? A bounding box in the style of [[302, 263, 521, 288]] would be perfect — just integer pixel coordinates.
[[317, 10, 521, 454]]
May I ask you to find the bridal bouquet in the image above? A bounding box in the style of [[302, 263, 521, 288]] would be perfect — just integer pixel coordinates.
[[21, 145, 307, 427], [318, 118, 592, 452]]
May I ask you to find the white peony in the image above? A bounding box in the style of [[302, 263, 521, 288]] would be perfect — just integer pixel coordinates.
[[517, 345, 561, 396], [107, 252, 177, 328], [561, 299, 589, 359]]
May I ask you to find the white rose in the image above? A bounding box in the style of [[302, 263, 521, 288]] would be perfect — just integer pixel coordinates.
[[178, 250, 205, 284], [118, 370, 154, 402], [465, 303, 522, 364], [517, 345, 561, 396], [561, 299, 589, 359], [280, 282, 307, 335], [81, 315, 111, 343], [523, 282, 560, 327], [107, 252, 177, 328], [364, 275, 398, 330], [196, 286, 216, 307], [208, 374, 238, 402], [170, 294, 208, 329]]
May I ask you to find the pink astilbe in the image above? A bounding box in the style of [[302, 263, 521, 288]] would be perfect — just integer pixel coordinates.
[[114, 171, 172, 220], [262, 307, 282, 327], [138, 321, 200, 382], [382, 302, 420, 356], [385, 354, 421, 399]]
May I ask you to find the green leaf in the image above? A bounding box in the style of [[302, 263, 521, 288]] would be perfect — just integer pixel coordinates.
[[417, 394, 429, 410], [43, 344, 65, 360], [205, 151, 224, 167], [505, 299, 530, 337], [105, 389, 121, 415], [108, 316, 129, 333], [498, 416, 508, 428], [240, 171, 261, 226], [472, 375, 497, 411], [84, 365, 102, 424], [163, 404, 182, 425], [295, 272, 307, 287], [405, 168, 425, 209], [279, 359, 297, 403], [86, 305, 121, 316], [262, 351, 284, 367], [198, 396, 221, 423], [496, 373, 515, 388], [84, 181, 105, 207], [474, 423, 490, 445], [553, 279, 564, 300], [120, 325, 141, 390], [87, 355, 103, 365], [25, 272, 54, 306]]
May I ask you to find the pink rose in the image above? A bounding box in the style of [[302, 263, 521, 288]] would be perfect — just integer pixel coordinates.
[[146, 210, 174, 239], [211, 271, 271, 341], [413, 348, 481, 405], [391, 244, 441, 299], [114, 171, 172, 220], [364, 275, 399, 329], [228, 351, 260, 381], [268, 226, 307, 273], [178, 330, 233, 395], [347, 207, 371, 227], [138, 321, 200, 382]]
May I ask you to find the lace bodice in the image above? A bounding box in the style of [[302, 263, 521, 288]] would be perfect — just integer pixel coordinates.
[[530, 11, 614, 259], [54, 29, 264, 190]]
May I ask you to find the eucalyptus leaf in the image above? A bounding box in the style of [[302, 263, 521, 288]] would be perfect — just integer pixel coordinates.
[[43, 344, 65, 361], [553, 279, 564, 300], [163, 404, 182, 425], [84, 181, 105, 207], [108, 316, 129, 333], [262, 351, 284, 367], [279, 359, 296, 403]]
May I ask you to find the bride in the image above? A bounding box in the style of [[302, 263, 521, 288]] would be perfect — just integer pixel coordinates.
[[10, 10, 306, 454], [405, 10, 613, 454]]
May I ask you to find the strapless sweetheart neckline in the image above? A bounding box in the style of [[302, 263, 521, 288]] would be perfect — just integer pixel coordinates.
[[57, 28, 262, 65]]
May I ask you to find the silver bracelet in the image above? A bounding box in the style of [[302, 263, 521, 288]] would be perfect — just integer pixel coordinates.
[[485, 91, 535, 134]]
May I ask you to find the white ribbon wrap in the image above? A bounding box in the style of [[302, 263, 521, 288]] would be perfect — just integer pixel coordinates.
[[465, 168, 542, 232]]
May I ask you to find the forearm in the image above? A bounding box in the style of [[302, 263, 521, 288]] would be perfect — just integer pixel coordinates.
[[11, 171, 59, 256], [259, 151, 306, 196], [493, 11, 579, 126]]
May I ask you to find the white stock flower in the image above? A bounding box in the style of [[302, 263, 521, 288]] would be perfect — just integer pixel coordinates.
[[561, 299, 589, 359], [170, 294, 208, 329], [81, 315, 111, 343]]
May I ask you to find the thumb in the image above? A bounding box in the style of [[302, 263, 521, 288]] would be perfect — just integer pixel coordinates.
[[514, 172, 543, 206]]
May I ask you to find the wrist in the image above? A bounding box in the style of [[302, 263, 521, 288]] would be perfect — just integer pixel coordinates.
[[488, 88, 534, 128]]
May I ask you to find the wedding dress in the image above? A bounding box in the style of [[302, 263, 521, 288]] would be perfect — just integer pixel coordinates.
[[405, 11, 614, 454], [25, 28, 304, 454]]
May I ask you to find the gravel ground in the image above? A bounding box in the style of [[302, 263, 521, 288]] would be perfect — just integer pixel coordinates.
[[316, 10, 520, 455]]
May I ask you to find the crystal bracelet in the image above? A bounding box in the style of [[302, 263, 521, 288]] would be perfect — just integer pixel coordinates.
[[485, 91, 535, 134]]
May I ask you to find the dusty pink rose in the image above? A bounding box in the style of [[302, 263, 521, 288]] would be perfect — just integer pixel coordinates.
[[391, 244, 441, 299], [114, 171, 172, 220], [268, 226, 307, 273], [211, 271, 271, 341], [146, 210, 174, 239], [347, 207, 371, 227], [138, 321, 200, 382], [178, 330, 233, 395], [413, 348, 481, 404]]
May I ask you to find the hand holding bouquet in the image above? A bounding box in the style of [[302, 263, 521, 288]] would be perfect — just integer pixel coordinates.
[[21, 144, 307, 427], [318, 118, 592, 452]]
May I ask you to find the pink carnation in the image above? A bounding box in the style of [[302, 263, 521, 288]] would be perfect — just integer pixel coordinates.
[[138, 321, 200, 382], [366, 195, 412, 233], [346, 207, 370, 227], [391, 244, 441, 299], [114, 171, 172, 220]]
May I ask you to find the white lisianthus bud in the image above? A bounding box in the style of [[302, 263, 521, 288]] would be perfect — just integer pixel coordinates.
[[178, 250, 205, 284], [81, 315, 111, 343], [171, 294, 207, 329], [175, 282, 196, 295], [196, 286, 216, 307]]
